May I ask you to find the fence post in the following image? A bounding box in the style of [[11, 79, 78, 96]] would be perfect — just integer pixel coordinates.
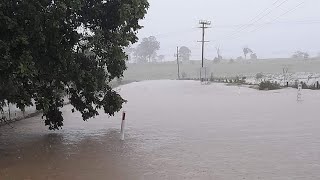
[[297, 83, 302, 102]]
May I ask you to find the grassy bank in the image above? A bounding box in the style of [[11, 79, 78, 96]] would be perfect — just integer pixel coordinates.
[[123, 58, 320, 81]]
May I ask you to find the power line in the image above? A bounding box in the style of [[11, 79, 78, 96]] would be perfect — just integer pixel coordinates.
[[140, 19, 319, 41], [228, 0, 290, 39], [249, 1, 307, 33], [229, 0, 283, 32], [216, 0, 290, 42], [218, 1, 307, 42], [215, 19, 320, 29]]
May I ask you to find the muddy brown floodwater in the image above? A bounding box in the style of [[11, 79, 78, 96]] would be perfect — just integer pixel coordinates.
[[1, 80, 320, 180]]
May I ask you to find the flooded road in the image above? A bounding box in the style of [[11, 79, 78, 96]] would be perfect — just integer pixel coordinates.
[[1, 80, 320, 180]]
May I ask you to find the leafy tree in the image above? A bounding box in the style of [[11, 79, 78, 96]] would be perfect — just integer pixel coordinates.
[[179, 46, 191, 61], [134, 36, 160, 63], [243, 47, 253, 59], [0, 0, 149, 130], [157, 55, 165, 62], [250, 53, 258, 60], [215, 45, 222, 60], [292, 51, 309, 59], [151, 52, 158, 62]]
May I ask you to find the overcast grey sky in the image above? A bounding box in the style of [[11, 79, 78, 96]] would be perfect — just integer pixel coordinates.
[[136, 0, 320, 60]]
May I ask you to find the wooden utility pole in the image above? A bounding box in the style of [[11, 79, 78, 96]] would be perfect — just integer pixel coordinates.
[[198, 20, 211, 68], [175, 46, 180, 79], [283, 67, 289, 86]]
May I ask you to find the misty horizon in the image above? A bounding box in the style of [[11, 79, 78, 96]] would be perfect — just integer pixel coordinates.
[[136, 0, 320, 60]]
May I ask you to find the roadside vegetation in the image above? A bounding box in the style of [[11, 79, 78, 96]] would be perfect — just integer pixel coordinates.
[[258, 81, 281, 90]]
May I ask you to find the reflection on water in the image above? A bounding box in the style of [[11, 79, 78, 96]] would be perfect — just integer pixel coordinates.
[[1, 127, 138, 179], [1, 80, 320, 179]]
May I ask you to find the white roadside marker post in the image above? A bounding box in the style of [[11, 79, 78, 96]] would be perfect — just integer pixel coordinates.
[[120, 111, 126, 141], [297, 83, 302, 102]]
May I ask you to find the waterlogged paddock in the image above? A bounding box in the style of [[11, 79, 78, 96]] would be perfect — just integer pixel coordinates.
[[1, 80, 320, 179]]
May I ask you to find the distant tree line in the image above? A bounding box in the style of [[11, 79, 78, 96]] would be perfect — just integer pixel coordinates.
[[292, 51, 309, 59], [125, 37, 192, 64], [125, 41, 317, 64], [214, 46, 258, 64]]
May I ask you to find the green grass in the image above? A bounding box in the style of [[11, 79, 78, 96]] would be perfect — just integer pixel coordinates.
[[123, 58, 320, 81]]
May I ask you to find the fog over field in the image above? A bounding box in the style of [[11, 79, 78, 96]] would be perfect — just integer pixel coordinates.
[[136, 0, 320, 59]]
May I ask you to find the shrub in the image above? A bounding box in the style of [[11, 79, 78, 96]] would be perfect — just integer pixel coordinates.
[[256, 73, 263, 80], [213, 57, 221, 64], [292, 81, 320, 90], [181, 72, 187, 79], [236, 56, 243, 61], [259, 81, 281, 90], [233, 76, 246, 84], [210, 73, 214, 82]]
